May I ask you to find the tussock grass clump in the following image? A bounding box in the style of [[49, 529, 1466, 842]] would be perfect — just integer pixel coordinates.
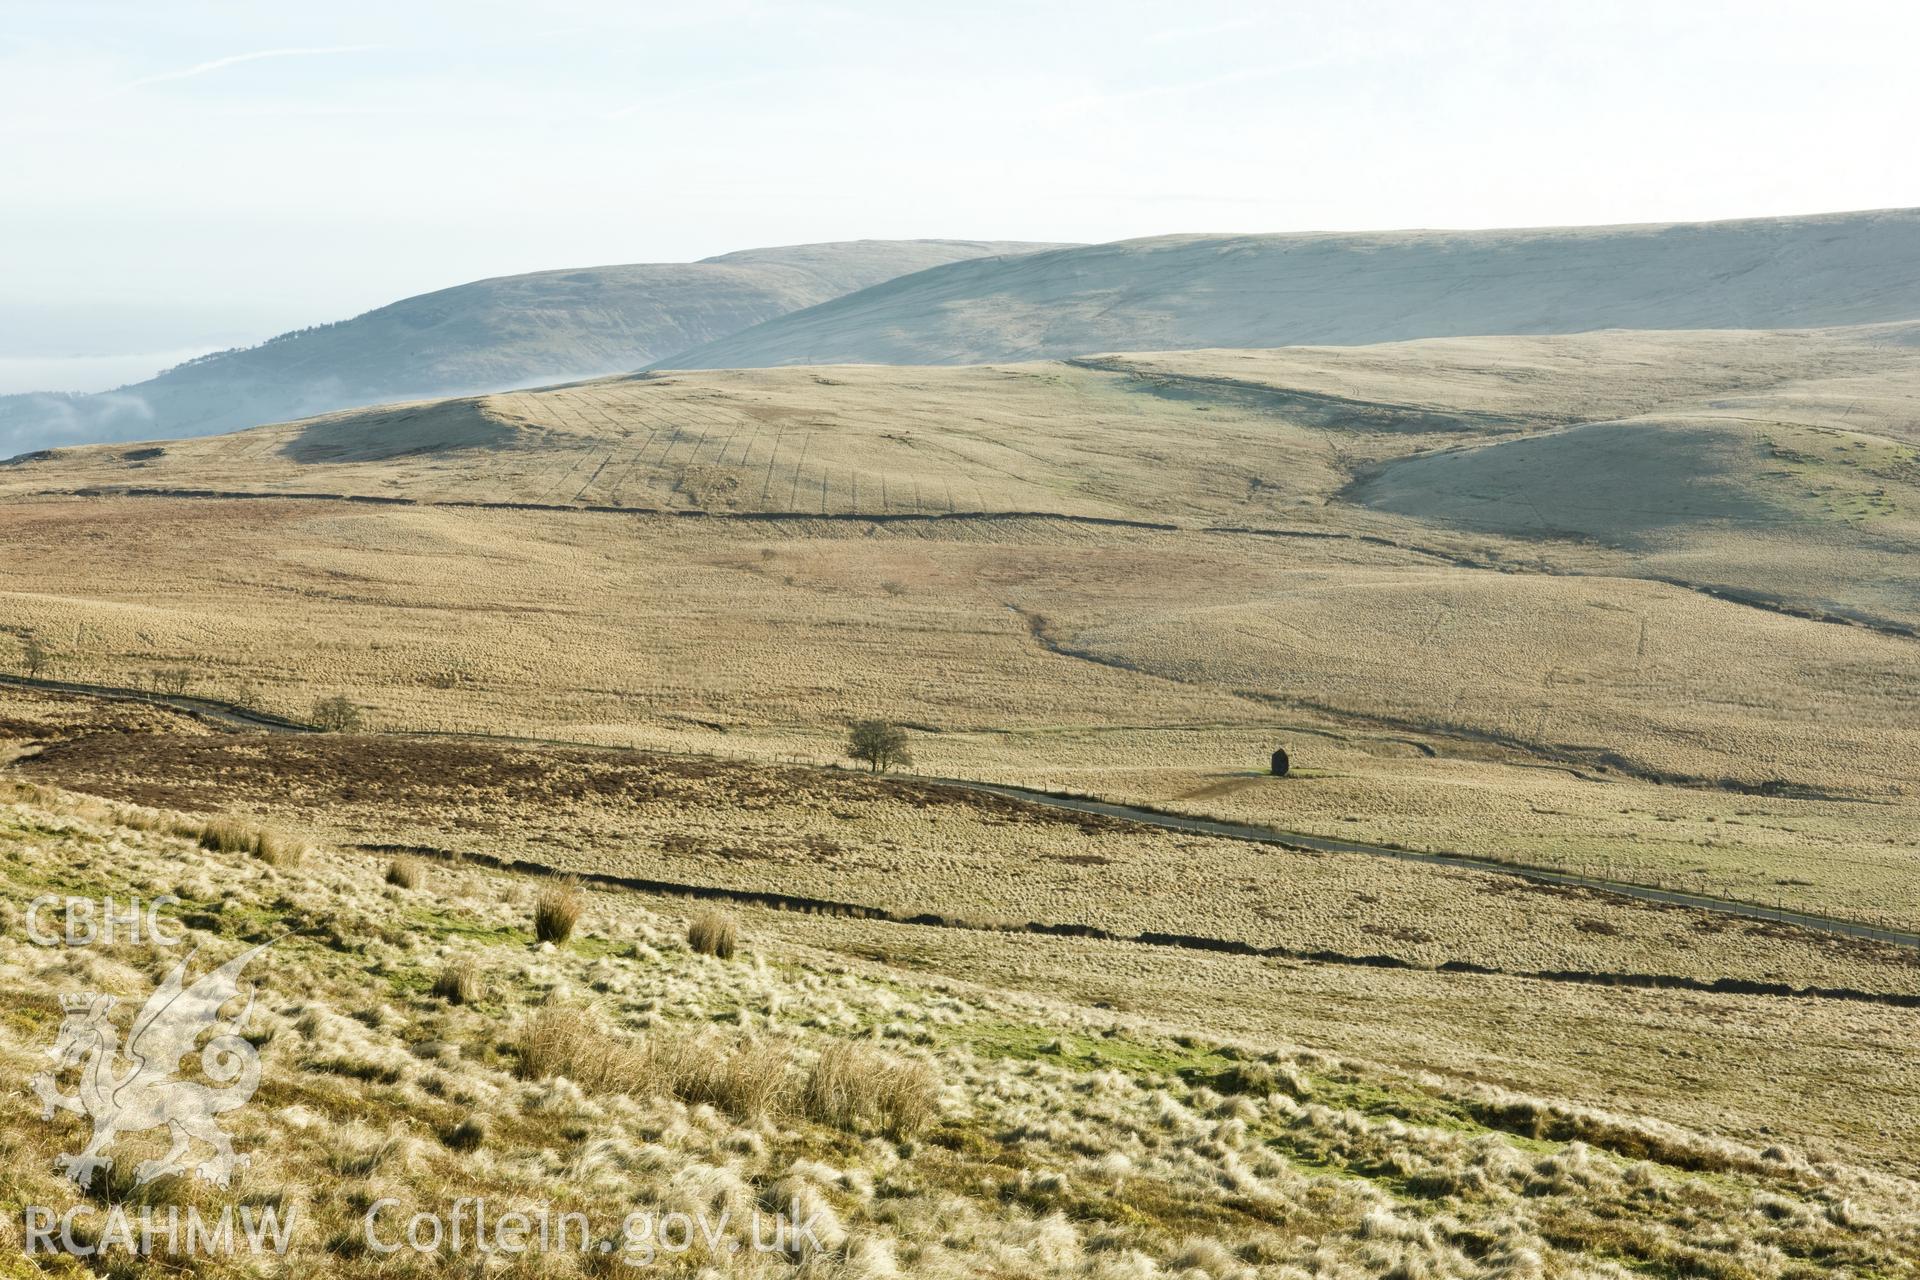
[[386, 855, 425, 889], [636, 1031, 794, 1119], [89, 1155, 204, 1210], [514, 1006, 637, 1091], [441, 1116, 487, 1152], [688, 909, 739, 959], [197, 816, 303, 867], [328, 1135, 409, 1180], [254, 829, 305, 868], [432, 956, 482, 1005], [534, 877, 583, 943], [197, 816, 260, 855], [803, 1042, 940, 1139], [674, 1036, 792, 1120], [512, 1006, 793, 1120], [1211, 1057, 1312, 1100]]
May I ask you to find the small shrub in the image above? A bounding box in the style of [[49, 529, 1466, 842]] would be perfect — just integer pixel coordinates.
[[432, 957, 482, 1006], [386, 856, 425, 889], [534, 878, 583, 943], [311, 695, 363, 733], [687, 910, 738, 959], [803, 1042, 940, 1139]]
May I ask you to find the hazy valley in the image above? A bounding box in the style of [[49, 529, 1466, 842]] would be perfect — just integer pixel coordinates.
[[0, 239, 1060, 457]]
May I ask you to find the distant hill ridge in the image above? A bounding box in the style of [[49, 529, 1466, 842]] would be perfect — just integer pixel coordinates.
[[0, 239, 1063, 455], [659, 208, 1920, 369]]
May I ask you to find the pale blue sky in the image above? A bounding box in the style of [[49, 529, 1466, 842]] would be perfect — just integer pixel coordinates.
[[3, 0, 1917, 389]]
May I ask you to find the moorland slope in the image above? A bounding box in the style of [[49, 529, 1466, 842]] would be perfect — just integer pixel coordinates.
[[663, 209, 1920, 369], [4, 326, 1918, 926], [8, 774, 1918, 1276]]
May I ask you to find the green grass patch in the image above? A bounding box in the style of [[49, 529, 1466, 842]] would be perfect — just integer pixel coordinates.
[[405, 904, 530, 947]]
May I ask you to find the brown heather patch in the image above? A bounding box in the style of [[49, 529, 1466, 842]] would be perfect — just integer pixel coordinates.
[[19, 730, 1130, 835], [18, 732, 1918, 1002]]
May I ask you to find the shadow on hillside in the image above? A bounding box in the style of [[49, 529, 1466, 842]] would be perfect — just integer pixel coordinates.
[[281, 398, 524, 464]]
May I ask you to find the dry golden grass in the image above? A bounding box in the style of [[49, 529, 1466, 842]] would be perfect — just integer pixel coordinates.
[[4, 326, 1920, 1265], [764, 904, 1920, 1183], [802, 1041, 941, 1139], [189, 812, 304, 866], [511, 1004, 793, 1121], [688, 908, 739, 959], [1099, 328, 1920, 443], [0, 685, 211, 739], [532, 875, 582, 942], [21, 734, 1917, 998], [2, 782, 1918, 1278], [0, 360, 1348, 521], [253, 827, 305, 868], [430, 954, 481, 1005], [383, 853, 423, 889], [194, 813, 259, 855], [3, 497, 1915, 921], [511, 1003, 633, 1088]]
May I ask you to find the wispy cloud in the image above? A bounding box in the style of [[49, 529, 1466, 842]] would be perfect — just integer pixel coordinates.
[[126, 45, 381, 90]]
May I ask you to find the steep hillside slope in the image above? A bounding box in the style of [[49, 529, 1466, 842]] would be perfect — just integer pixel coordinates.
[[8, 777, 1917, 1276], [661, 209, 1920, 369], [0, 239, 1059, 455]]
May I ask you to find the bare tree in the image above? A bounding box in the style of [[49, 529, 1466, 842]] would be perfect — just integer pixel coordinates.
[[847, 720, 912, 774], [22, 636, 49, 679], [153, 668, 193, 696], [311, 695, 364, 733]]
